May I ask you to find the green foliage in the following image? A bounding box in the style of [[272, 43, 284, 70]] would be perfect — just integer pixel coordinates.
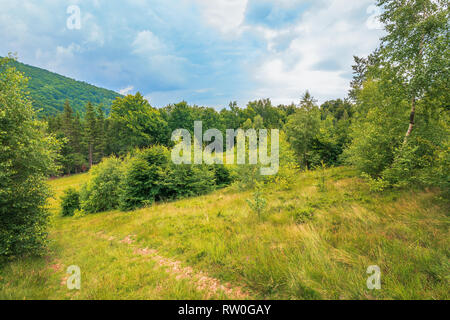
[[343, 80, 408, 176], [382, 118, 450, 189], [245, 99, 285, 128], [290, 207, 315, 224], [345, 0, 449, 192], [316, 161, 327, 192], [316, 100, 353, 165], [233, 132, 297, 190], [247, 183, 267, 219], [321, 99, 353, 121], [164, 163, 216, 200], [345, 3, 449, 191], [80, 157, 124, 214], [42, 84, 302, 174], [119, 145, 218, 211], [285, 92, 321, 169], [286, 93, 352, 169], [48, 100, 107, 174], [84, 102, 97, 168], [67, 145, 225, 213], [377, 0, 449, 100], [212, 164, 232, 187], [109, 93, 170, 154], [7, 60, 121, 116], [234, 164, 264, 190], [60, 188, 80, 217], [344, 81, 449, 190], [0, 56, 59, 257], [119, 146, 170, 211], [163, 101, 195, 134], [2, 167, 449, 299], [361, 173, 391, 193]]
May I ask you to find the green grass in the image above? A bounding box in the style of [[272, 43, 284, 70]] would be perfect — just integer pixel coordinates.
[[1, 167, 448, 300]]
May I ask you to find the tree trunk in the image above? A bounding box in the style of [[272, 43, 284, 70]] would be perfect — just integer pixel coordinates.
[[404, 32, 425, 144], [404, 97, 416, 144]]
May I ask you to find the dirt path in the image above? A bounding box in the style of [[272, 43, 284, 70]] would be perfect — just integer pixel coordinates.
[[94, 231, 250, 299]]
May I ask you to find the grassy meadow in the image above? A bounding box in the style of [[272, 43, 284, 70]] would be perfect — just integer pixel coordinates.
[[0, 167, 448, 300]]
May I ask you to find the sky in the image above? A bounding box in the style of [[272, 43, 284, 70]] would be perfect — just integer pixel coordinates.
[[0, 0, 384, 109]]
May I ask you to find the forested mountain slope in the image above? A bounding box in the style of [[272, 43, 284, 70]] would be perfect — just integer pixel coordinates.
[[8, 59, 122, 116]]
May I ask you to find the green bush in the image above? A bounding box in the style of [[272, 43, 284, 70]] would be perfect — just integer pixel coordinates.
[[344, 79, 449, 193], [233, 164, 265, 190], [80, 157, 124, 214], [119, 146, 216, 210], [60, 188, 80, 217], [119, 146, 170, 211], [291, 207, 315, 224], [77, 145, 221, 213], [212, 164, 232, 187], [382, 121, 450, 190], [164, 163, 216, 200], [247, 183, 267, 219]]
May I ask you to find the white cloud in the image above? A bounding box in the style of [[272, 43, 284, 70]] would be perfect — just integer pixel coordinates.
[[56, 43, 81, 59], [252, 59, 349, 105], [366, 4, 384, 30], [248, 0, 383, 104], [84, 14, 105, 47], [119, 86, 134, 95], [191, 0, 384, 104], [195, 0, 248, 35], [132, 30, 166, 55], [131, 30, 188, 87]]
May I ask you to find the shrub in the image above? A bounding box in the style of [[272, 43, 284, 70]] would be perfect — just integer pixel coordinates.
[[119, 146, 170, 211], [361, 173, 390, 192], [73, 209, 86, 219], [164, 163, 216, 200], [382, 126, 449, 190], [212, 164, 233, 187], [77, 145, 221, 213], [344, 79, 449, 192], [80, 157, 124, 214], [291, 207, 315, 224], [315, 161, 327, 192], [247, 183, 267, 219], [233, 164, 265, 190], [342, 81, 407, 177], [60, 188, 80, 217]]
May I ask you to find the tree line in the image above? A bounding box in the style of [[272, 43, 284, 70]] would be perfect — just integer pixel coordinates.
[[45, 93, 353, 175]]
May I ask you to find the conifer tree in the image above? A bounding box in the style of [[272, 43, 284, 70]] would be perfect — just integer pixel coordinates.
[[84, 102, 97, 168]]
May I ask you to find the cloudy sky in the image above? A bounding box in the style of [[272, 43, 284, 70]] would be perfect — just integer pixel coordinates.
[[0, 0, 384, 108]]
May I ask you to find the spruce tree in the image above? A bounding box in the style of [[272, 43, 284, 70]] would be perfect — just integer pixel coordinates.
[[84, 102, 97, 168]]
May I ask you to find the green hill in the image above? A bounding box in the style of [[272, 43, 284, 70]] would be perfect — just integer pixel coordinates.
[[0, 168, 448, 299], [10, 60, 122, 116]]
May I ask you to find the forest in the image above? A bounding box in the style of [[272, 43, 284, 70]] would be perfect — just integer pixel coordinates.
[[0, 0, 448, 301], [8, 60, 121, 116]]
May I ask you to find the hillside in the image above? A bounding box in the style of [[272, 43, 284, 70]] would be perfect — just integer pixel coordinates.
[[0, 168, 448, 300], [9, 60, 122, 116]]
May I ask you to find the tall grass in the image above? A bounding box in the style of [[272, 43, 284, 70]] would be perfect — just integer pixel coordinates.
[[1, 167, 448, 300]]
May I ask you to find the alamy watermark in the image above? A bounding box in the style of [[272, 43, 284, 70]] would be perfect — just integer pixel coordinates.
[[367, 265, 381, 290], [171, 121, 279, 176], [67, 265, 81, 290], [67, 5, 81, 30]]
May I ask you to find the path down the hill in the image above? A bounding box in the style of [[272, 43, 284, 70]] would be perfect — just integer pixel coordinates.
[[95, 231, 250, 299]]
